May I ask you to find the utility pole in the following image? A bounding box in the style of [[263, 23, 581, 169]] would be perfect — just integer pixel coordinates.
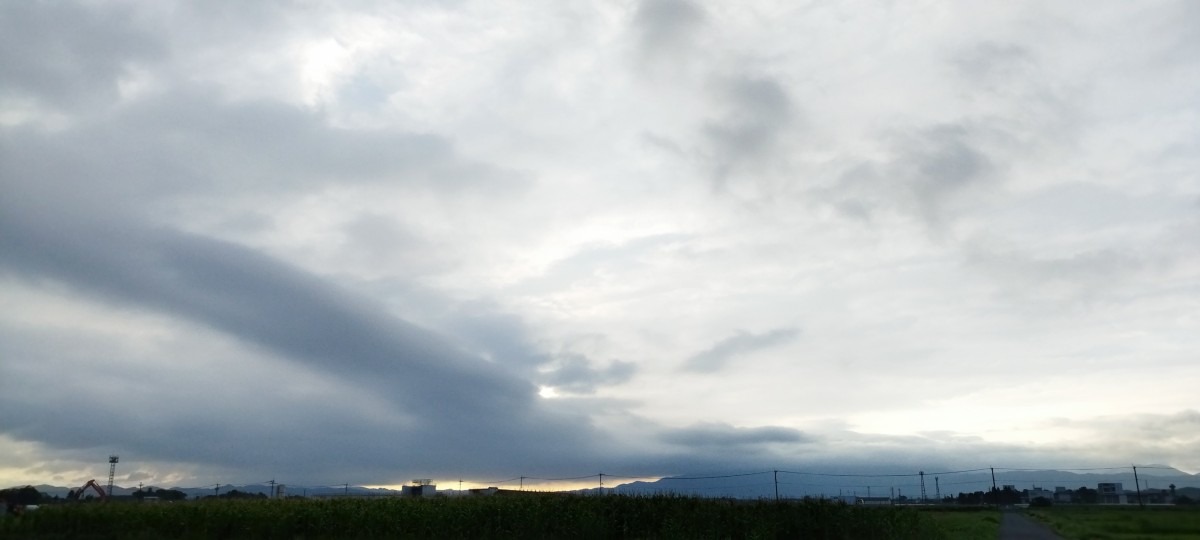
[[919, 471, 927, 503], [1132, 465, 1144, 508], [520, 477, 525, 491], [599, 473, 604, 495], [269, 479, 275, 499], [990, 468, 997, 493], [935, 477, 940, 502], [344, 483, 349, 497], [774, 470, 779, 502]]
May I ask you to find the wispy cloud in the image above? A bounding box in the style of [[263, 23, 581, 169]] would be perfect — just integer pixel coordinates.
[[683, 328, 800, 373]]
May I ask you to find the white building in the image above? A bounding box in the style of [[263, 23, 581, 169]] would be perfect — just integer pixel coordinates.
[[1098, 483, 1126, 504], [1026, 487, 1054, 502], [402, 479, 437, 497]]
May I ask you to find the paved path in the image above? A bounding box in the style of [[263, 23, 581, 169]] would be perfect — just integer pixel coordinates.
[[999, 511, 1063, 540]]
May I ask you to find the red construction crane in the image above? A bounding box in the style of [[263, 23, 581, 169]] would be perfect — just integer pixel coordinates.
[[66, 479, 108, 501]]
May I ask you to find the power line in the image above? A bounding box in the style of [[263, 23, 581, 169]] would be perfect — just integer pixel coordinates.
[[992, 466, 1130, 472], [525, 473, 601, 481], [656, 471, 772, 481], [778, 470, 917, 478]]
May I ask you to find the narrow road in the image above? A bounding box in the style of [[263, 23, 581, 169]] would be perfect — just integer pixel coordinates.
[[999, 510, 1063, 540]]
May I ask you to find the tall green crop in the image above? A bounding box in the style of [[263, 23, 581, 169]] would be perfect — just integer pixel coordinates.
[[1, 495, 953, 539]]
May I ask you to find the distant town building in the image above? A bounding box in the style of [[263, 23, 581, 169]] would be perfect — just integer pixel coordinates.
[[401, 479, 436, 497], [1098, 483, 1126, 504], [854, 496, 891, 506], [1026, 486, 1054, 502], [1135, 488, 1171, 505]]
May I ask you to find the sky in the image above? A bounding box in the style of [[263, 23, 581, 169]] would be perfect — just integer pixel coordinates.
[[1, 0, 1198, 491]]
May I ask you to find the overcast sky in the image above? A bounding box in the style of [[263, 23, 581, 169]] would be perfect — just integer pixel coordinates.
[[2, 0, 1198, 490]]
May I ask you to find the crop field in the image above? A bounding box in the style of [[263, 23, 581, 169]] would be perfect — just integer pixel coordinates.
[[0, 495, 979, 539], [919, 506, 1001, 540], [1028, 506, 1200, 540]]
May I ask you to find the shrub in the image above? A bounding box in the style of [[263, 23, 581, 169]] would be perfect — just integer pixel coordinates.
[[1029, 497, 1052, 508]]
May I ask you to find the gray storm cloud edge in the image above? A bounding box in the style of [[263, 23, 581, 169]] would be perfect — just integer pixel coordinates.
[[1, 203, 1196, 481], [0, 193, 802, 482], [2, 184, 1122, 483], [0, 1, 164, 110], [0, 167, 586, 467], [660, 423, 815, 448]]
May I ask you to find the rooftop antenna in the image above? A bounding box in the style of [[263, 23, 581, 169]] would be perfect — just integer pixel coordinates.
[[107, 456, 119, 496]]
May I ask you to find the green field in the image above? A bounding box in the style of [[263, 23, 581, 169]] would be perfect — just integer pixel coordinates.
[[922, 507, 1001, 540], [1028, 506, 1200, 540], [0, 495, 981, 539]]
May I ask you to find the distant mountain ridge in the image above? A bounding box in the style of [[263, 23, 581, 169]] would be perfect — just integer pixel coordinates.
[[611, 467, 1198, 500]]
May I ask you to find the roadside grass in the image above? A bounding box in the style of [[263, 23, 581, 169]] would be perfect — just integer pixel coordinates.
[[922, 507, 1000, 540], [0, 495, 951, 539], [1027, 506, 1200, 540]]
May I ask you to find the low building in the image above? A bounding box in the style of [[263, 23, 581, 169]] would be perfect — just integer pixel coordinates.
[[854, 496, 891, 506], [1098, 483, 1126, 504], [1026, 487, 1054, 503], [1130, 488, 1171, 505], [401, 479, 437, 497]]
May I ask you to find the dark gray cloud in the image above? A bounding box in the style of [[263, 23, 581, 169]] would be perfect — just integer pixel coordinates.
[[703, 76, 796, 188], [0, 196, 606, 480], [0, 1, 164, 111], [660, 422, 814, 449], [633, 0, 706, 59], [540, 354, 636, 395], [905, 125, 993, 224], [18, 90, 515, 201], [830, 123, 995, 229], [0, 75, 528, 268], [438, 300, 552, 374], [683, 327, 800, 373]]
